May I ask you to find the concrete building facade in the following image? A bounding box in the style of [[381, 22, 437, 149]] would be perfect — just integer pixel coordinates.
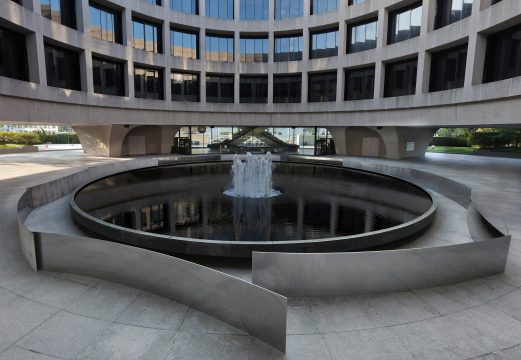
[[0, 0, 520, 158]]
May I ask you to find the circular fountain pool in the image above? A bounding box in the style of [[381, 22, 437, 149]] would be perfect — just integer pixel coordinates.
[[71, 160, 436, 257]]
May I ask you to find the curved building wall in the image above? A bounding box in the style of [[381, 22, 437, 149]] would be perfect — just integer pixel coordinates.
[[0, 0, 520, 157]]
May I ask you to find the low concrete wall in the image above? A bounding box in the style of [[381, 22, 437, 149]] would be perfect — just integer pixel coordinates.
[[0, 146, 38, 154]]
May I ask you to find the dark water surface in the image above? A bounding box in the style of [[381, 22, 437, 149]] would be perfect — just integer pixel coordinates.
[[75, 162, 433, 242]]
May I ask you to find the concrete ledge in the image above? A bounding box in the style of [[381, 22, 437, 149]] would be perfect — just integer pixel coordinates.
[[0, 146, 38, 154]]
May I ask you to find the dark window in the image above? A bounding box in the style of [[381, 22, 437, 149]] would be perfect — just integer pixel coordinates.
[[171, 28, 198, 59], [275, 0, 303, 19], [384, 57, 417, 97], [171, 0, 198, 15], [388, 2, 422, 44], [345, 66, 375, 100], [275, 34, 303, 61], [240, 75, 268, 103], [206, 0, 233, 19], [0, 25, 29, 82], [10, 0, 23, 5], [206, 74, 234, 103], [240, 37, 268, 62], [240, 0, 268, 20], [434, 0, 473, 29], [308, 71, 337, 102], [348, 0, 367, 4], [89, 2, 122, 44], [310, 28, 338, 59], [144, 0, 161, 5], [44, 43, 81, 90], [171, 71, 199, 102], [348, 19, 377, 53], [311, 0, 338, 15], [491, 0, 503, 4], [134, 66, 163, 99], [483, 24, 521, 83], [273, 74, 301, 103], [40, 0, 76, 29], [92, 57, 124, 96], [205, 34, 234, 62], [132, 17, 162, 53], [429, 44, 467, 92]]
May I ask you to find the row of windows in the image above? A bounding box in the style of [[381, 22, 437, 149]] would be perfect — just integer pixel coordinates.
[[2, 17, 519, 101], [32, 0, 484, 35]]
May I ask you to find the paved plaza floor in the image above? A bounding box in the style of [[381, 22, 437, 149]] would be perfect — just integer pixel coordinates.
[[0, 150, 520, 360]]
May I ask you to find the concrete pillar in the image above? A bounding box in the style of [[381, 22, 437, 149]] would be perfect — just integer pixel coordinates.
[[200, 29, 207, 103], [417, 50, 431, 94], [32, 0, 41, 14], [33, 34, 48, 86], [81, 49, 94, 93], [377, 7, 387, 47], [26, 33, 41, 84], [374, 61, 384, 98], [76, 0, 87, 33], [336, 67, 343, 103], [466, 32, 487, 86], [124, 8, 135, 98], [234, 31, 240, 103], [424, 0, 436, 33], [164, 22, 172, 101], [327, 127, 347, 155], [302, 27, 310, 103]]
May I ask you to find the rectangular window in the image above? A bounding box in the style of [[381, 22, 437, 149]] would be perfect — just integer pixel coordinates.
[[206, 0, 233, 19], [206, 74, 234, 103], [483, 24, 521, 83], [92, 56, 125, 96], [273, 74, 301, 103], [40, 0, 76, 29], [44, 43, 81, 90], [171, 71, 199, 102], [144, 0, 161, 5], [308, 71, 337, 102], [348, 19, 377, 54], [275, 0, 303, 19], [171, 0, 198, 15], [434, 0, 473, 29], [89, 2, 122, 44], [274, 34, 303, 61], [0, 25, 29, 82], [205, 34, 234, 62], [345, 66, 375, 100], [240, 0, 268, 20], [388, 2, 422, 44], [240, 75, 268, 103], [240, 37, 268, 62], [384, 57, 418, 97], [171, 28, 198, 59], [429, 44, 467, 92], [310, 28, 338, 59], [348, 0, 367, 4], [311, 0, 338, 15], [132, 17, 162, 53], [134, 66, 163, 99]]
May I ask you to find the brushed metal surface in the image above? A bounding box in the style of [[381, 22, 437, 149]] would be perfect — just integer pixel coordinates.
[[38, 232, 287, 352], [251, 236, 511, 297]]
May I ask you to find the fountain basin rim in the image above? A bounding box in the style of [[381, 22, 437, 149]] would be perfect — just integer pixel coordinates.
[[69, 160, 437, 253]]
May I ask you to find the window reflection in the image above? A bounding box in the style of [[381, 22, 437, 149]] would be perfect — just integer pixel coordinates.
[[310, 28, 338, 59], [273, 74, 302, 103], [384, 58, 417, 97], [206, 74, 234, 103], [171, 71, 200, 102], [308, 71, 337, 102], [275, 0, 303, 19], [132, 17, 162, 53], [134, 66, 164, 100], [388, 2, 422, 44], [206, 0, 233, 19], [240, 75, 268, 103], [240, 0, 268, 20], [206, 34, 234, 62], [429, 44, 467, 92], [348, 19, 377, 53], [344, 66, 375, 100], [171, 28, 198, 59], [275, 34, 303, 61], [240, 37, 268, 62]]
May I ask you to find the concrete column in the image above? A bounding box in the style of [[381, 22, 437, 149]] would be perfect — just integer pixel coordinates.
[[424, 0, 436, 33], [417, 50, 431, 93], [81, 49, 94, 93], [200, 28, 207, 103], [336, 67, 343, 103], [32, 0, 41, 14], [377, 8, 387, 47], [76, 0, 87, 33], [200, 0, 206, 16], [268, 0, 274, 20], [302, 27, 310, 103], [415, 51, 427, 94], [466, 32, 487, 87], [303, 0, 311, 16], [164, 22, 172, 101], [338, 18, 347, 56], [124, 8, 135, 98], [234, 0, 240, 20], [234, 31, 240, 103], [164, 67, 171, 101], [124, 5, 134, 48], [374, 61, 384, 98], [421, 0, 434, 35], [26, 33, 41, 84], [327, 127, 347, 155]]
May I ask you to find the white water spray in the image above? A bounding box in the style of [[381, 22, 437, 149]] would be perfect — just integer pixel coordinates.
[[224, 152, 281, 198]]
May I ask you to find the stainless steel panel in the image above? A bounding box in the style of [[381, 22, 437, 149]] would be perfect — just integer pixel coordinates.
[[38, 232, 287, 352], [252, 236, 511, 297]]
